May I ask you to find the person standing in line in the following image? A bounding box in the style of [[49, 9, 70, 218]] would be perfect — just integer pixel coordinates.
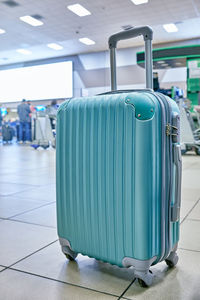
[[27, 101, 35, 142], [17, 99, 31, 144], [47, 100, 58, 130], [0, 105, 2, 134]]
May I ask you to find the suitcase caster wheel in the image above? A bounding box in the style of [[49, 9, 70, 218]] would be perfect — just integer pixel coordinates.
[[62, 245, 77, 261], [65, 254, 76, 261], [165, 252, 178, 268], [137, 270, 153, 288], [181, 149, 187, 155], [195, 147, 200, 155], [138, 278, 148, 288], [31, 144, 39, 149]]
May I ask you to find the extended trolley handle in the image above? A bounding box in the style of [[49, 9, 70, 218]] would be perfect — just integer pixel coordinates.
[[108, 26, 153, 91]]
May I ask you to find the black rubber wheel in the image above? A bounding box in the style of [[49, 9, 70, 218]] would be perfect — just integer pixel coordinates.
[[65, 253, 75, 261], [181, 149, 187, 155], [195, 147, 200, 155], [138, 278, 148, 288], [165, 259, 175, 268]]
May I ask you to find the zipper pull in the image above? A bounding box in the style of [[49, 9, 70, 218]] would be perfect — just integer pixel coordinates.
[[166, 124, 171, 136], [166, 124, 179, 142]]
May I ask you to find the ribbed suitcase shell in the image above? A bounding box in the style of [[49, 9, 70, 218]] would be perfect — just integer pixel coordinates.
[[56, 91, 179, 267]]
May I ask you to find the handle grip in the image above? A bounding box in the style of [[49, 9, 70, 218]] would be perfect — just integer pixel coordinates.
[[108, 26, 153, 49], [171, 144, 182, 222], [108, 26, 153, 91]]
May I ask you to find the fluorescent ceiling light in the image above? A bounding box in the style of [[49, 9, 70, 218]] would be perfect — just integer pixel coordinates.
[[47, 43, 63, 50], [17, 48, 32, 55], [67, 4, 91, 16], [20, 15, 43, 26], [131, 0, 148, 5], [163, 23, 178, 33], [79, 38, 95, 45], [0, 29, 6, 34]]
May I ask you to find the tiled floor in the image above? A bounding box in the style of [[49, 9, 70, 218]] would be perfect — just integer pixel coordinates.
[[0, 144, 200, 300]]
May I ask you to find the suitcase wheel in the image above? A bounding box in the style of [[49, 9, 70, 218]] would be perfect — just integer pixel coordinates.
[[42, 146, 49, 149], [181, 149, 187, 155], [137, 270, 153, 288], [31, 144, 39, 149], [61, 245, 77, 261], [65, 254, 76, 261], [195, 147, 200, 155], [165, 251, 179, 268], [138, 278, 148, 288]]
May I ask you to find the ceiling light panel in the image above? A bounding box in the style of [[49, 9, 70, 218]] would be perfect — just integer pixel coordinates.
[[0, 29, 6, 34], [67, 4, 91, 16], [130, 0, 148, 5], [20, 16, 44, 26], [163, 23, 178, 32], [79, 38, 95, 45], [17, 49, 32, 55], [47, 43, 63, 50]]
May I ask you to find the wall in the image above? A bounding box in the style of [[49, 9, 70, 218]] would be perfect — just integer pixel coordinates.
[[0, 44, 187, 107]]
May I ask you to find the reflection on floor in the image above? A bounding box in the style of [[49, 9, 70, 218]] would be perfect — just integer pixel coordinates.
[[0, 144, 200, 300]]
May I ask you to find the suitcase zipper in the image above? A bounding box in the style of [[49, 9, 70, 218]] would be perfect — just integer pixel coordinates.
[[156, 92, 173, 261], [141, 90, 172, 262], [126, 89, 170, 263]]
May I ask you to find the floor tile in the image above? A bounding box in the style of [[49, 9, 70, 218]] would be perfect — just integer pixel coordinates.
[[179, 219, 200, 251], [123, 249, 200, 300], [0, 145, 55, 171], [13, 184, 56, 202], [13, 168, 55, 179], [12, 203, 57, 228], [181, 188, 200, 202], [14, 241, 135, 296], [0, 182, 34, 196], [180, 199, 196, 222], [0, 269, 117, 300], [0, 174, 55, 186], [0, 220, 57, 266], [0, 196, 47, 218], [182, 169, 200, 190], [187, 200, 200, 221]]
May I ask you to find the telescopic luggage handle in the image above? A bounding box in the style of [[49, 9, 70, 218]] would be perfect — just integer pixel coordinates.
[[108, 26, 153, 91]]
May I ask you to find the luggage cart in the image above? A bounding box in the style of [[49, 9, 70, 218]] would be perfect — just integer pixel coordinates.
[[179, 99, 200, 155], [31, 111, 56, 149]]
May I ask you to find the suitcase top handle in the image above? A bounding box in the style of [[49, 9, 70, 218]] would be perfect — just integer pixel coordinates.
[[108, 26, 153, 91]]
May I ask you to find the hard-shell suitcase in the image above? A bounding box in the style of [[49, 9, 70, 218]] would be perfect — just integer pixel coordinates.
[[56, 26, 182, 287]]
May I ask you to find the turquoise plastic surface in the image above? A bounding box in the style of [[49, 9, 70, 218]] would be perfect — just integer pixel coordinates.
[[56, 92, 180, 266]]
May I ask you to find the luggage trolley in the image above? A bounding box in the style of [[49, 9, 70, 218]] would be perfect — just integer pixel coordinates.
[[179, 99, 200, 155], [31, 110, 56, 149]]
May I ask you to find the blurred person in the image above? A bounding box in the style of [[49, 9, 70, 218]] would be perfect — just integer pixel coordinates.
[[27, 101, 35, 114], [17, 99, 31, 143], [47, 100, 58, 129], [0, 105, 2, 133], [27, 101, 35, 141]]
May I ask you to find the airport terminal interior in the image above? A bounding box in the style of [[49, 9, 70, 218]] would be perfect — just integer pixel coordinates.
[[0, 1, 200, 299]]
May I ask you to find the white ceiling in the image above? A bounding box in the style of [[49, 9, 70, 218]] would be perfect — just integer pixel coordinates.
[[0, 0, 200, 65]]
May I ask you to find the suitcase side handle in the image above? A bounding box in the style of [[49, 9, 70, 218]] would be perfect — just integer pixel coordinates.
[[171, 144, 182, 222], [108, 26, 153, 91]]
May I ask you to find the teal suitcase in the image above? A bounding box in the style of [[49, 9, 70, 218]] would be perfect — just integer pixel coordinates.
[[56, 26, 182, 287]]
